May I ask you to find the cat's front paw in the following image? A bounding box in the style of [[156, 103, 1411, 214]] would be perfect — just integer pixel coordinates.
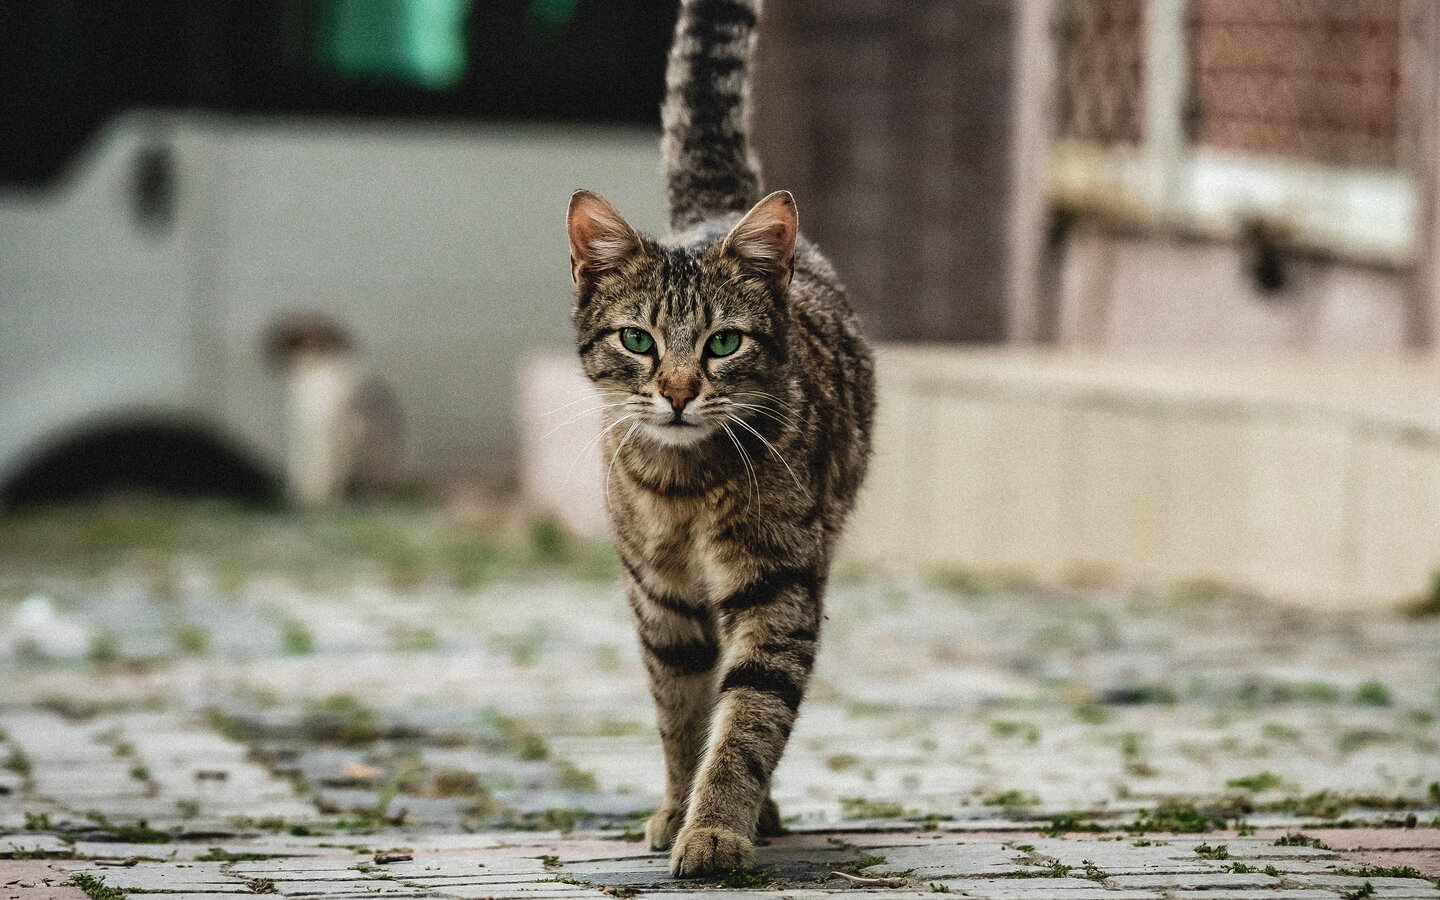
[[645, 804, 686, 851], [669, 826, 754, 877]]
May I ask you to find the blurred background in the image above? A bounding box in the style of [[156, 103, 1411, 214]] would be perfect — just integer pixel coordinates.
[[3, 0, 1440, 842], [4, 0, 1440, 602]]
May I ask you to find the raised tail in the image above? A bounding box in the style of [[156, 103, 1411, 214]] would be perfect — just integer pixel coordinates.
[[661, 0, 763, 231]]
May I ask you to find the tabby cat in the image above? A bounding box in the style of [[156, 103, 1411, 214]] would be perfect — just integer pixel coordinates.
[[566, 0, 875, 877]]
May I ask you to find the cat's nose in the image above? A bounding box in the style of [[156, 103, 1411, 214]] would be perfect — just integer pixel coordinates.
[[662, 383, 696, 411], [660, 376, 699, 411]]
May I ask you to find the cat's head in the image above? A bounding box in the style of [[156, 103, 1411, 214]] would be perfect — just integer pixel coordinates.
[[567, 190, 797, 448]]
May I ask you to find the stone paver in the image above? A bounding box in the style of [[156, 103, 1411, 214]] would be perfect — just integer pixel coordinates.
[[1, 504, 1440, 895], [5, 829, 1439, 898]]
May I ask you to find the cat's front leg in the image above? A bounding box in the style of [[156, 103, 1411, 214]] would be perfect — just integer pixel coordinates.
[[623, 577, 720, 851], [669, 565, 819, 877]]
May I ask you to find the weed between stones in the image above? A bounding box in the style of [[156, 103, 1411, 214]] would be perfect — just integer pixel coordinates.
[[69, 873, 125, 900], [1334, 863, 1440, 886], [1274, 833, 1330, 849], [716, 866, 777, 888]]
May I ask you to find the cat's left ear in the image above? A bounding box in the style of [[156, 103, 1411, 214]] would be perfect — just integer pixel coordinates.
[[568, 190, 643, 288], [721, 190, 797, 291]]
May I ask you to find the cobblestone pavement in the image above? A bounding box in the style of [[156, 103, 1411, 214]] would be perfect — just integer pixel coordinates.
[[2, 503, 1440, 897]]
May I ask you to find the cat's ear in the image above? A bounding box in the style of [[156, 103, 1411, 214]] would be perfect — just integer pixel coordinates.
[[568, 190, 642, 287], [721, 190, 798, 290]]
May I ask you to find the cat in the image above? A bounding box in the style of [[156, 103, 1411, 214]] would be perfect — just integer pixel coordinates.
[[565, 0, 874, 878]]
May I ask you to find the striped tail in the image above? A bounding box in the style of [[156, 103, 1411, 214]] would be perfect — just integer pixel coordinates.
[[661, 0, 764, 231]]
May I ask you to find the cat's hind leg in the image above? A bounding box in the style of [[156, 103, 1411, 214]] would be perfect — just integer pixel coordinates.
[[756, 793, 786, 838]]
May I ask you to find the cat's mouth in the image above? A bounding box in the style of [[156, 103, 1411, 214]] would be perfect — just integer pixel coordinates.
[[644, 414, 713, 447]]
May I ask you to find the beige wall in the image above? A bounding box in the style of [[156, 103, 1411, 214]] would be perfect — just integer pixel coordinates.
[[844, 346, 1440, 608]]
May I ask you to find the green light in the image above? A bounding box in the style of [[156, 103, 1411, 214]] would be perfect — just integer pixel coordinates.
[[530, 0, 579, 28], [323, 0, 472, 91]]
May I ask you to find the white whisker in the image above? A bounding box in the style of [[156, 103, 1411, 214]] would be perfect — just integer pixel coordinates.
[[568, 411, 641, 477], [540, 400, 635, 439], [541, 390, 628, 417], [725, 401, 799, 428], [731, 390, 803, 416], [729, 414, 810, 499], [605, 421, 641, 509], [720, 420, 757, 510]]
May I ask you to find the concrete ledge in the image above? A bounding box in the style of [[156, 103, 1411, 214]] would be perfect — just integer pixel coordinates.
[[848, 346, 1440, 607]]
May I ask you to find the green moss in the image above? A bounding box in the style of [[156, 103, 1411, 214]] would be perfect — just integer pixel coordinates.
[[1012, 858, 1073, 878], [838, 853, 887, 874], [990, 720, 1040, 744], [1043, 812, 1109, 836], [825, 753, 860, 772], [0, 500, 538, 595], [1193, 842, 1228, 860], [1127, 801, 1229, 834], [1261, 723, 1302, 742], [840, 796, 905, 820], [88, 632, 119, 667], [1274, 833, 1329, 849], [476, 709, 549, 760], [3, 746, 32, 778], [391, 626, 440, 653], [427, 769, 490, 799], [1337, 730, 1396, 754], [69, 874, 125, 900], [302, 694, 383, 746], [982, 789, 1040, 812], [1225, 771, 1285, 792], [555, 761, 598, 792], [1352, 681, 1392, 707], [280, 619, 315, 656], [173, 622, 211, 656], [716, 867, 777, 889]]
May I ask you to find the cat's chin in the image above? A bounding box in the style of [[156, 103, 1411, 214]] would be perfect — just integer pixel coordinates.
[[641, 421, 715, 448]]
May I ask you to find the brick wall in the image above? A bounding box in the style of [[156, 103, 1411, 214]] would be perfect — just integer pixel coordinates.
[[1057, 0, 1145, 146], [1187, 0, 1403, 166]]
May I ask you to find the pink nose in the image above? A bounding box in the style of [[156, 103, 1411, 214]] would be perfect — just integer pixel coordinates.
[[662, 381, 697, 411], [659, 373, 700, 412]]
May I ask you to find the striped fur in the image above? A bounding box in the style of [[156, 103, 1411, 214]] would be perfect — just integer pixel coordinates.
[[567, 0, 874, 878]]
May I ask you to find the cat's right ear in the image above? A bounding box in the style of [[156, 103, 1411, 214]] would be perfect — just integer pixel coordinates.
[[568, 191, 642, 289]]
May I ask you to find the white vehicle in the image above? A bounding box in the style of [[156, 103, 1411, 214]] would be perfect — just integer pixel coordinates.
[[0, 0, 670, 506]]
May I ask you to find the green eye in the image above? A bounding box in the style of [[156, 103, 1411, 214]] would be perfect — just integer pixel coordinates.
[[706, 330, 742, 357], [619, 327, 654, 354]]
